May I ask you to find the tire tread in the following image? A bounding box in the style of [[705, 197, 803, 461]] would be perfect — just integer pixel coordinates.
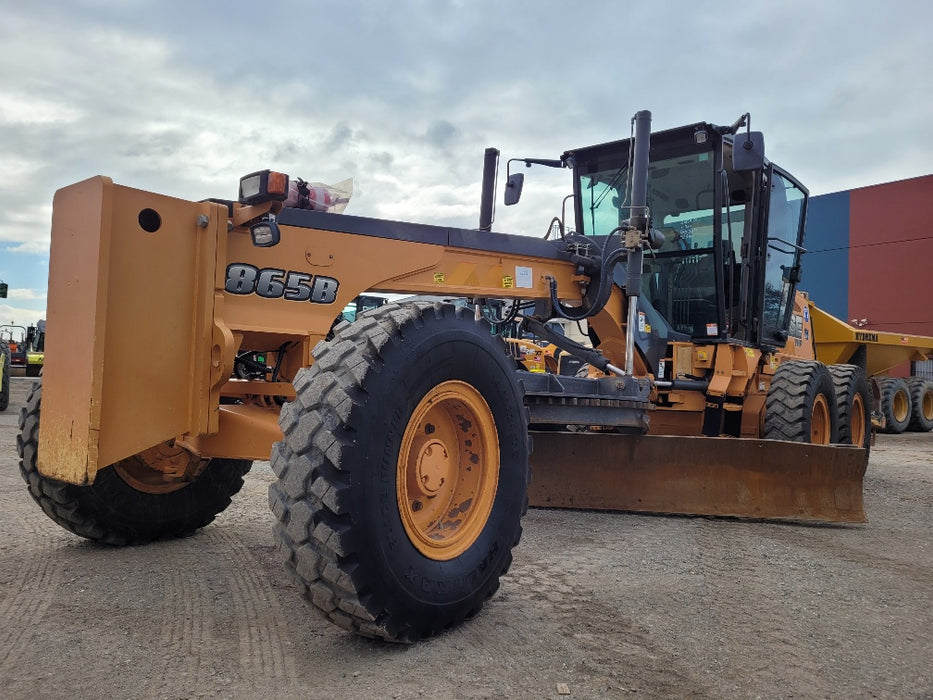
[[764, 360, 838, 443], [269, 302, 528, 643], [17, 383, 251, 545]]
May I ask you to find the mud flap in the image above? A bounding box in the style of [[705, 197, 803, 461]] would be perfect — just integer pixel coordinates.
[[528, 432, 867, 523]]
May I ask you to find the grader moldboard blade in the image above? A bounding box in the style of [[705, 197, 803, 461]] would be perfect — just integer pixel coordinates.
[[528, 432, 868, 523]]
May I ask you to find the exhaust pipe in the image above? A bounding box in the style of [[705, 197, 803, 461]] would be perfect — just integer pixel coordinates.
[[625, 110, 652, 376], [478, 147, 499, 231]]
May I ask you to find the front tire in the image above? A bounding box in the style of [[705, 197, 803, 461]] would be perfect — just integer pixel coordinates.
[[269, 302, 530, 643], [764, 360, 838, 444], [17, 383, 252, 545]]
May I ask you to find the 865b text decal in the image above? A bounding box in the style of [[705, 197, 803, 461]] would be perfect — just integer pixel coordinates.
[[225, 264, 339, 304]]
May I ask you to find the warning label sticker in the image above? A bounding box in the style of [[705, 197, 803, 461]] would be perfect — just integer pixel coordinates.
[[515, 266, 533, 288]]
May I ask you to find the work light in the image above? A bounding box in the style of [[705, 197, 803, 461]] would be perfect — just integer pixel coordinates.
[[239, 170, 289, 205], [250, 217, 281, 247]]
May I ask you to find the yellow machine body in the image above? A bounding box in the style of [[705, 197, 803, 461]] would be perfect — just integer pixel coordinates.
[[809, 300, 933, 376], [37, 175, 867, 523]]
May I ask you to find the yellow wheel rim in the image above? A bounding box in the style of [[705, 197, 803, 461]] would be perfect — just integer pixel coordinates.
[[850, 393, 866, 447], [811, 394, 831, 444], [397, 381, 499, 561], [922, 389, 933, 422], [892, 389, 910, 423]]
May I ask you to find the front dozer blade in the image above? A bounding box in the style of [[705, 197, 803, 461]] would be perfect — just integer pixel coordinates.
[[528, 432, 867, 523]]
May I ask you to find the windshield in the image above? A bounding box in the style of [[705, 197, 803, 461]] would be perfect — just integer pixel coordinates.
[[578, 149, 716, 238], [578, 147, 729, 338]]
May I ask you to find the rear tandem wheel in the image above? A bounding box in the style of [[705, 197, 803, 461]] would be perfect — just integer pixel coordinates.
[[828, 364, 871, 450], [763, 360, 839, 444], [17, 383, 252, 545], [269, 302, 530, 643]]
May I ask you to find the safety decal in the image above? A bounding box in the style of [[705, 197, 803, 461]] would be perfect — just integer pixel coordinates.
[[515, 266, 533, 288]]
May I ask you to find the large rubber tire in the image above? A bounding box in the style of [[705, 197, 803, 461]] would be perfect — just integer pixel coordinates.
[[269, 302, 530, 643], [905, 377, 933, 432], [828, 364, 871, 449], [764, 360, 838, 444], [17, 382, 252, 545], [0, 342, 9, 411], [879, 377, 911, 434]]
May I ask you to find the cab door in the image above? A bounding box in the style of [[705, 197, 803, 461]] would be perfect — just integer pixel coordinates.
[[756, 166, 808, 348]]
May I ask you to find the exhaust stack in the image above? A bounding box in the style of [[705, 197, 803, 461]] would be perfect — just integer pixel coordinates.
[[624, 110, 652, 375], [478, 147, 499, 231]]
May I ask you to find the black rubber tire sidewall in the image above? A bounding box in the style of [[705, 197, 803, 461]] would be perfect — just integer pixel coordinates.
[[906, 377, 933, 432], [17, 382, 252, 545], [828, 364, 872, 449], [764, 360, 839, 444], [0, 343, 10, 412], [879, 377, 911, 434], [347, 313, 529, 625]]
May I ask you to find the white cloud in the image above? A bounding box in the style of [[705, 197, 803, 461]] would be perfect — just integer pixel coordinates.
[[6, 287, 46, 301], [0, 0, 930, 306], [0, 91, 83, 126], [0, 304, 45, 328], [0, 204, 52, 254]]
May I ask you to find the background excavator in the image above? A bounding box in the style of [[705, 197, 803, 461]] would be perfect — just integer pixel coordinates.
[[19, 111, 870, 643]]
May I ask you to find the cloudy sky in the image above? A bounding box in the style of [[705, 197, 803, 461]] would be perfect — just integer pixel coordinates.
[[1, 0, 931, 328]]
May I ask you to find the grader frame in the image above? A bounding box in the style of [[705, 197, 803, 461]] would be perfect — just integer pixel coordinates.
[[36, 173, 865, 516]]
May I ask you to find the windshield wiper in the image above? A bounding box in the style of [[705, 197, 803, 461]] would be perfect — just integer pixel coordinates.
[[590, 164, 628, 211]]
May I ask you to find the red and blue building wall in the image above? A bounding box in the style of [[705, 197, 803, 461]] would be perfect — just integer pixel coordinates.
[[802, 174, 933, 376]]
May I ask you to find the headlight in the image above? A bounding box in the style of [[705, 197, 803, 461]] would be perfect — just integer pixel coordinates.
[[250, 217, 281, 247], [239, 170, 289, 205]]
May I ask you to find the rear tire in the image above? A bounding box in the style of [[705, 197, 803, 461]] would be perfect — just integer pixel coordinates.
[[17, 382, 252, 545], [905, 377, 933, 432], [269, 302, 530, 643], [879, 377, 911, 434], [828, 364, 871, 449], [0, 342, 9, 411], [764, 360, 838, 444]]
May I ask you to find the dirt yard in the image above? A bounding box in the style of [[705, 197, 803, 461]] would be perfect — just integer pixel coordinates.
[[1, 374, 930, 699]]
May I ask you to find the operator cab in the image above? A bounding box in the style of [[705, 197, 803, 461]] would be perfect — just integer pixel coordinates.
[[565, 121, 809, 353]]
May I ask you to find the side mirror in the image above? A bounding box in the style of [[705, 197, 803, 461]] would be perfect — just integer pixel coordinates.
[[732, 131, 765, 171], [780, 264, 802, 284], [504, 173, 524, 206]]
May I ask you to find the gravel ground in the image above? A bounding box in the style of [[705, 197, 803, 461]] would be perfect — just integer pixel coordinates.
[[1, 374, 930, 699]]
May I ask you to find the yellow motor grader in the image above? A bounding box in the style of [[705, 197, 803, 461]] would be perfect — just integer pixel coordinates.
[[18, 111, 867, 643]]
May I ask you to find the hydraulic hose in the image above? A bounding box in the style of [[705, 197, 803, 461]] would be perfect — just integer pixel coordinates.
[[549, 244, 628, 322], [521, 317, 624, 376]]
